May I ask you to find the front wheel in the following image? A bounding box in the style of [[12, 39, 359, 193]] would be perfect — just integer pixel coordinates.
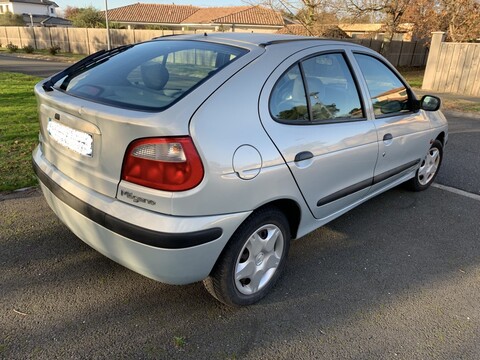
[[203, 207, 290, 306], [408, 139, 443, 191]]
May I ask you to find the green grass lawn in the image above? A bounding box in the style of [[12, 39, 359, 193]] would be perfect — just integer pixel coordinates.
[[0, 72, 40, 191], [398, 66, 425, 88]]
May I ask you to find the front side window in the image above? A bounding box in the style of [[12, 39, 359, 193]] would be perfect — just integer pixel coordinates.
[[59, 41, 247, 111], [269, 53, 363, 124], [354, 53, 410, 117]]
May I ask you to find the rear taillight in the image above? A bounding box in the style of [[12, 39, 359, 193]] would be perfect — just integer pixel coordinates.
[[121, 137, 204, 191]]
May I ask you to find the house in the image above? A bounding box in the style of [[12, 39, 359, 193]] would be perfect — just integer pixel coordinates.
[[339, 23, 414, 41], [106, 3, 285, 33], [276, 24, 349, 39], [0, 0, 58, 17], [0, 0, 71, 26]]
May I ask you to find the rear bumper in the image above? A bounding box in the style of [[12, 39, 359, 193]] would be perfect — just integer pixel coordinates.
[[33, 146, 250, 284]]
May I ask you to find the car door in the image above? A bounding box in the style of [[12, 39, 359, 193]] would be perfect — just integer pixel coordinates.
[[259, 48, 378, 220], [351, 53, 432, 192]]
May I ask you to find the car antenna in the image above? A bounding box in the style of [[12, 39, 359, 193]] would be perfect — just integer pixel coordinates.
[[204, 32, 208, 37]]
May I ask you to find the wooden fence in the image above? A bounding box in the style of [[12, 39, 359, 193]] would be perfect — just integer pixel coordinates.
[[0, 27, 194, 55], [0, 26, 429, 67], [423, 32, 480, 96], [347, 38, 429, 67]]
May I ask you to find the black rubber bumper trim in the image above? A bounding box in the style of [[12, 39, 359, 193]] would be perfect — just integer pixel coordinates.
[[373, 159, 420, 185], [317, 159, 421, 207], [33, 161, 223, 249]]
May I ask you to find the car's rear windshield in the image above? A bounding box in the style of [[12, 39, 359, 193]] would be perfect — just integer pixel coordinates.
[[56, 40, 248, 111]]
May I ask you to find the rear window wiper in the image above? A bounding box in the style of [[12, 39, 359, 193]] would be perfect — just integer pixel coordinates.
[[42, 44, 134, 92]]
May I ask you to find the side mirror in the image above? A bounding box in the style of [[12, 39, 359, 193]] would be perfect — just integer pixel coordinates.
[[420, 95, 441, 112]]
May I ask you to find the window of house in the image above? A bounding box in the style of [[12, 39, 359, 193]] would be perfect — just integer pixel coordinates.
[[354, 53, 410, 117]]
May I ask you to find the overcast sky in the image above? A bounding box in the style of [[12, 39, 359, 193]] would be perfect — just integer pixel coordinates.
[[55, 0, 250, 12]]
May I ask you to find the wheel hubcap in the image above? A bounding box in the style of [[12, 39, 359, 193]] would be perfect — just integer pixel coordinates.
[[235, 224, 284, 295], [418, 148, 440, 185]]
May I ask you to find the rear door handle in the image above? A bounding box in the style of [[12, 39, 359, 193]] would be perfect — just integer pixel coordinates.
[[383, 133, 393, 141], [294, 151, 313, 162]]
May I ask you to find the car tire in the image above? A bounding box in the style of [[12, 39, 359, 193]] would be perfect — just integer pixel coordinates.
[[203, 206, 291, 306], [408, 140, 443, 191]]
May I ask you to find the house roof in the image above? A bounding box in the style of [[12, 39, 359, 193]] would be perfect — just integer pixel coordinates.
[[338, 23, 414, 34], [277, 24, 349, 39], [339, 23, 384, 33], [0, 0, 58, 7], [22, 14, 71, 26], [211, 6, 284, 26], [106, 3, 199, 24], [106, 3, 284, 26], [181, 7, 250, 24]]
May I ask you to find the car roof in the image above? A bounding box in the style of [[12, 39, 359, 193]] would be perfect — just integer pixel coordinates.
[[153, 32, 354, 50]]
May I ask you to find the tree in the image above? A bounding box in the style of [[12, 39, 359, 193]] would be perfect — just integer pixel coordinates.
[[252, 0, 342, 35], [65, 6, 105, 28], [402, 0, 480, 42], [0, 12, 24, 26], [344, 0, 411, 41], [64, 6, 81, 20]]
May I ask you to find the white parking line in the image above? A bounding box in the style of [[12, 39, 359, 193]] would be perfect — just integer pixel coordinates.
[[432, 183, 480, 201]]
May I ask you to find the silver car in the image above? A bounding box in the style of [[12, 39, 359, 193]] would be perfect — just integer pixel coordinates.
[[33, 33, 447, 306]]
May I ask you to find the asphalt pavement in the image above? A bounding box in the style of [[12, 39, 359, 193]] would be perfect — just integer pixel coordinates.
[[1, 167, 479, 359], [435, 112, 480, 195], [1, 57, 480, 359], [0, 54, 67, 78]]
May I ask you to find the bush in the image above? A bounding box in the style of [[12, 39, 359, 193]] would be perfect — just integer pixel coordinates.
[[23, 45, 34, 53], [48, 45, 61, 55], [6, 42, 18, 53]]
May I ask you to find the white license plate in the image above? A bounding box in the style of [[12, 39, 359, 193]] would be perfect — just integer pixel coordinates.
[[47, 119, 93, 157]]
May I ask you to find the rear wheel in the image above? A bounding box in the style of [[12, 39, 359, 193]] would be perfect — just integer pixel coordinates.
[[408, 140, 443, 191], [203, 207, 290, 306]]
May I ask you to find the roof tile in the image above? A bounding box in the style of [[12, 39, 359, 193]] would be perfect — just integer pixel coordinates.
[[181, 7, 250, 24], [213, 6, 284, 26], [107, 3, 199, 24], [107, 3, 284, 26]]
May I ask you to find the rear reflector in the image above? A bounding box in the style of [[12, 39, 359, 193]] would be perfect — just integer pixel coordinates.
[[122, 137, 204, 191]]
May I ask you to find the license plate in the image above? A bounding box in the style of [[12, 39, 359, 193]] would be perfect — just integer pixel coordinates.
[[47, 119, 93, 157]]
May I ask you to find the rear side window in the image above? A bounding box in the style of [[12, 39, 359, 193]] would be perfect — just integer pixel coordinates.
[[270, 53, 364, 124], [354, 53, 410, 117], [269, 64, 309, 121], [59, 41, 247, 111]]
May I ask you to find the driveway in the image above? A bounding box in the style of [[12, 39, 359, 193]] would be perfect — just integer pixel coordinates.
[[0, 54, 67, 78], [1, 110, 480, 359]]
